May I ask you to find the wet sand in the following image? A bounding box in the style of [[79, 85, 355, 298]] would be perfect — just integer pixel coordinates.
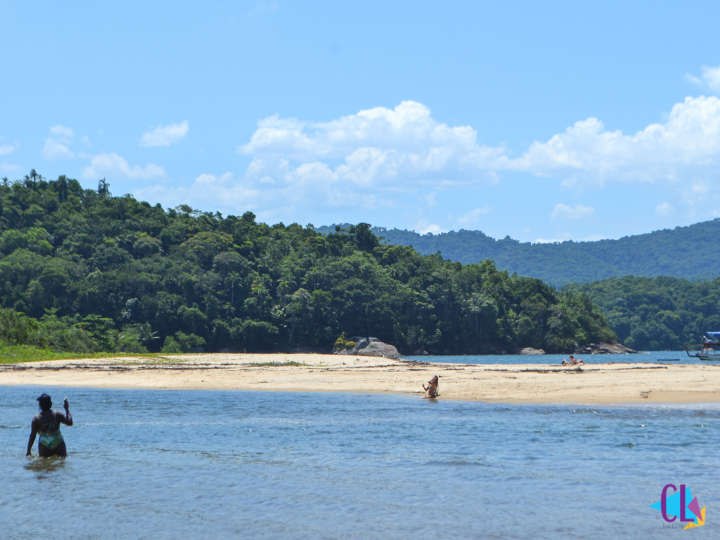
[[2, 353, 720, 405]]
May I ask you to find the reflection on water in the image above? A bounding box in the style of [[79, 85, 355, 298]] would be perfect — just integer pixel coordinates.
[[1, 386, 719, 539], [23, 456, 66, 478]]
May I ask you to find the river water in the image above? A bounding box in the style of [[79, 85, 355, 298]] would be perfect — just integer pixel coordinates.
[[1, 385, 718, 539]]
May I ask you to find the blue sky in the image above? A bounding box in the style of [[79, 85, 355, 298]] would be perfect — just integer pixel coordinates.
[[3, 1, 720, 243]]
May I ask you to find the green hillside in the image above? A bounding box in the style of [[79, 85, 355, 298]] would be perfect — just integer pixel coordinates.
[[318, 221, 720, 287], [0, 172, 615, 356], [564, 276, 720, 351]]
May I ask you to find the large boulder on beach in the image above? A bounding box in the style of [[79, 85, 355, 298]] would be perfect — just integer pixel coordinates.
[[576, 342, 638, 354], [520, 347, 545, 355], [334, 336, 399, 357]]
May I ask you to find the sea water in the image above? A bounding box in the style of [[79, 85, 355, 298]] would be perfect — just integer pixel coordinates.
[[408, 350, 708, 365], [1, 386, 718, 539]]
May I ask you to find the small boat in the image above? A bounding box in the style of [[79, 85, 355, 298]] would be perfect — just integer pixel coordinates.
[[686, 332, 720, 360]]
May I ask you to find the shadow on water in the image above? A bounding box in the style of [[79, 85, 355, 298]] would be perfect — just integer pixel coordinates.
[[24, 456, 67, 477]]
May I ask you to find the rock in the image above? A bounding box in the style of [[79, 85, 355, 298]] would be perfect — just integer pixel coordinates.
[[576, 341, 637, 354], [520, 347, 545, 355], [333, 336, 399, 357], [412, 348, 430, 356]]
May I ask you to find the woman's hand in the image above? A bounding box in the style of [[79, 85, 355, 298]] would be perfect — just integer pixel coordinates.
[[64, 397, 69, 410]]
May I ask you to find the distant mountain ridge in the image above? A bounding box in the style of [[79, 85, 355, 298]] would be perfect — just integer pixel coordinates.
[[317, 220, 720, 287]]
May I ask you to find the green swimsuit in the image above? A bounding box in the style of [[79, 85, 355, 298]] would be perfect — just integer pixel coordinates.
[[36, 412, 64, 450]]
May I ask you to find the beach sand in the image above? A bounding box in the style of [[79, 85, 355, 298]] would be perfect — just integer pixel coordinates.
[[2, 353, 720, 405]]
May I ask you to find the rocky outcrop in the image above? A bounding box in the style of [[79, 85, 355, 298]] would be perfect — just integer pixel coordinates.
[[333, 337, 399, 357], [520, 347, 545, 355], [575, 342, 638, 354]]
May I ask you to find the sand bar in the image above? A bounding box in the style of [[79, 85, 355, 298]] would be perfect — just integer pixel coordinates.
[[2, 353, 720, 405]]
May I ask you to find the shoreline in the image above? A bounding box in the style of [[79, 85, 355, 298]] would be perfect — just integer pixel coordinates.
[[2, 353, 720, 405]]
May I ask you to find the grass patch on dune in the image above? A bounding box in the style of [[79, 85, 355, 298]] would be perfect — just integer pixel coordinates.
[[0, 343, 157, 364]]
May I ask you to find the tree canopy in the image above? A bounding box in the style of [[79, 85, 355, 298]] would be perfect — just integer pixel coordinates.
[[564, 276, 720, 351], [0, 173, 616, 355], [316, 220, 720, 287]]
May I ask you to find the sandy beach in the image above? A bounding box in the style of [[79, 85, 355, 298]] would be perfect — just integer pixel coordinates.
[[2, 353, 720, 405]]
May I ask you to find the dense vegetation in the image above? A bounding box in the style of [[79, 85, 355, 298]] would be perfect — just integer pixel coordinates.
[[564, 276, 720, 351], [0, 172, 615, 355], [316, 221, 720, 287]]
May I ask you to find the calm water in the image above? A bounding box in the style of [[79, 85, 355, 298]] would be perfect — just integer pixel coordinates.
[[1, 386, 718, 539], [407, 350, 709, 365]]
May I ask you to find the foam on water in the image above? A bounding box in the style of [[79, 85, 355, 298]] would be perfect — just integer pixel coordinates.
[[1, 386, 718, 539]]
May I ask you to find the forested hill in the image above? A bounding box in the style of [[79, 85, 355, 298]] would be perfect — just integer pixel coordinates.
[[318, 221, 720, 287], [564, 276, 720, 351], [0, 173, 615, 355]]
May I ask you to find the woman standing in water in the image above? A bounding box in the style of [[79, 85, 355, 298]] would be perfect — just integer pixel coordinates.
[[26, 394, 73, 458]]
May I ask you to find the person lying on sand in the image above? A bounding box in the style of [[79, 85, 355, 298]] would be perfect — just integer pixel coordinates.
[[561, 355, 585, 366], [423, 375, 440, 398]]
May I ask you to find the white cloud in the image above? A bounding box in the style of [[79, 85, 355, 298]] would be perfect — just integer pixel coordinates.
[[239, 101, 506, 190], [136, 74, 720, 227], [534, 232, 605, 244], [42, 141, 75, 160], [551, 203, 594, 221], [135, 172, 262, 216], [42, 125, 75, 160], [510, 96, 720, 186], [140, 121, 189, 147], [233, 93, 720, 222], [50, 125, 74, 137], [686, 64, 720, 94], [82, 153, 165, 180], [0, 144, 15, 156], [456, 206, 492, 228], [1, 163, 21, 174], [656, 201, 676, 216], [413, 219, 445, 235], [534, 238, 565, 244]]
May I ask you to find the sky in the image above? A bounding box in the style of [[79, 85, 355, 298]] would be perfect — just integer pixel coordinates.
[[2, 1, 720, 243]]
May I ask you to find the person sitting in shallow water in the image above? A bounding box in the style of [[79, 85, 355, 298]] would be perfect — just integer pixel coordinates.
[[423, 375, 440, 398], [26, 394, 73, 458], [561, 355, 584, 366]]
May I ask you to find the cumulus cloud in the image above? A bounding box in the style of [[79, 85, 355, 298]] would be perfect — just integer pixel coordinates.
[[137, 77, 720, 228], [414, 219, 445, 235], [135, 172, 263, 217], [83, 153, 165, 180], [656, 201, 676, 216], [686, 64, 720, 94], [534, 238, 565, 244], [456, 206, 492, 228], [140, 121, 189, 147], [0, 144, 15, 156], [239, 101, 506, 191], [551, 203, 594, 221], [42, 125, 75, 160], [510, 96, 720, 186], [233, 93, 720, 222]]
